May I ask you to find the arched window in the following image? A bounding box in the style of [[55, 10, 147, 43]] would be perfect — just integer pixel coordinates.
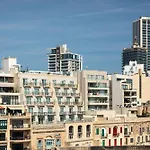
[[86, 125, 91, 137], [69, 126, 74, 139], [113, 126, 118, 136], [78, 125, 82, 138]]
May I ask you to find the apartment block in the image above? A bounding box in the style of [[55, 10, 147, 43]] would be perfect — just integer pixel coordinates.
[[133, 16, 150, 70], [110, 74, 139, 109], [132, 69, 150, 104], [0, 107, 32, 150], [16, 70, 84, 124], [76, 70, 109, 111], [47, 44, 82, 74]]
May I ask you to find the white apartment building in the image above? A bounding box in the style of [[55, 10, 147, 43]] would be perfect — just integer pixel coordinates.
[[76, 70, 109, 111], [47, 44, 83, 74], [110, 74, 139, 110]]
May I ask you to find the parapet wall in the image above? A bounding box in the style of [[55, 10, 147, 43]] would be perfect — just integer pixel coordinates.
[[60, 146, 150, 150]]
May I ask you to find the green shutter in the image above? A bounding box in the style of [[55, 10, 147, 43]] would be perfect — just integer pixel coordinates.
[[96, 128, 99, 135], [102, 129, 104, 136], [102, 140, 105, 146]]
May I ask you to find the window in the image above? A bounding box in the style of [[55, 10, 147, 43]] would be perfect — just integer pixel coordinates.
[[102, 140, 105, 146], [96, 128, 99, 135], [46, 97, 50, 103], [56, 139, 61, 147], [120, 138, 122, 146], [120, 127, 122, 133], [137, 136, 140, 143], [0, 120, 7, 129], [37, 139, 43, 148], [48, 107, 52, 113], [109, 139, 111, 146], [131, 126, 133, 132], [26, 97, 32, 104], [34, 88, 40, 95], [130, 138, 134, 143], [32, 78, 37, 85], [28, 107, 33, 113], [146, 135, 148, 142], [42, 79, 46, 86], [38, 107, 43, 113], [37, 97, 42, 104], [24, 88, 30, 94], [45, 139, 54, 149], [109, 128, 111, 134], [23, 78, 28, 85]]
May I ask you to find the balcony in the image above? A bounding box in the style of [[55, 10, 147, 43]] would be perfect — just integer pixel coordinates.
[[23, 82, 32, 87], [45, 112, 55, 115], [88, 93, 108, 97], [11, 124, 31, 130], [59, 111, 66, 115], [42, 83, 51, 87], [88, 86, 108, 90], [75, 102, 83, 106], [56, 92, 63, 97], [54, 83, 61, 88], [88, 101, 109, 105], [10, 136, 31, 143], [58, 102, 65, 106], [45, 101, 54, 106], [0, 82, 15, 87], [36, 102, 45, 106]]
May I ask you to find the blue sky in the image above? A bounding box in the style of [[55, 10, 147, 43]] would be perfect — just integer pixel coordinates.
[[0, 0, 150, 73]]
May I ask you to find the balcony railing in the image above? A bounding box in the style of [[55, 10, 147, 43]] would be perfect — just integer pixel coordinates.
[[69, 133, 73, 139], [86, 132, 91, 137], [12, 124, 30, 129], [78, 132, 82, 138], [10, 136, 31, 140]]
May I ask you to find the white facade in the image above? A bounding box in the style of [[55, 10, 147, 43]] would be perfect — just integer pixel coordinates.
[[110, 74, 139, 110], [123, 61, 144, 76], [47, 44, 83, 74], [17, 71, 84, 124], [1, 57, 20, 73]]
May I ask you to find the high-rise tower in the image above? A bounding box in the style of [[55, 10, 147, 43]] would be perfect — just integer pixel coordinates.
[[133, 16, 150, 71]]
